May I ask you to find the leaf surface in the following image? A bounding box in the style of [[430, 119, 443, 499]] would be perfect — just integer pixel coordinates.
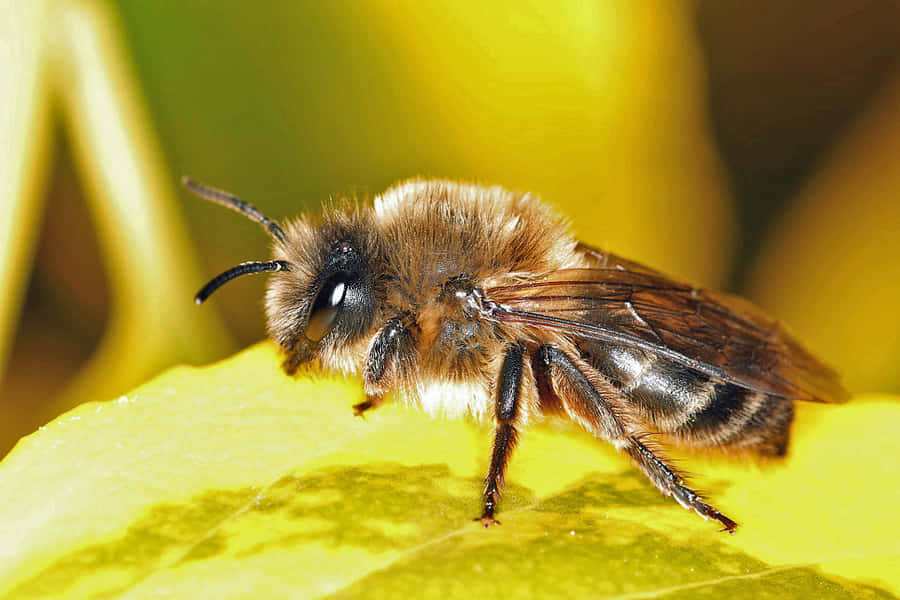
[[1, 344, 897, 599]]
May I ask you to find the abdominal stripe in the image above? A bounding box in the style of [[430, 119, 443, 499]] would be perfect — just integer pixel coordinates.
[[585, 343, 776, 440], [674, 384, 769, 444]]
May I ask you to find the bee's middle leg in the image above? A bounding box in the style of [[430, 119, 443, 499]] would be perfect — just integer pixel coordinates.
[[477, 343, 529, 527]]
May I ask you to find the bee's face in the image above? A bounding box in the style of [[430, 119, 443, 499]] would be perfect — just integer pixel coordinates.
[[265, 213, 380, 373]]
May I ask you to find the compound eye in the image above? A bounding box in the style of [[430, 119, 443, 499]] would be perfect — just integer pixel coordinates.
[[305, 272, 348, 342]]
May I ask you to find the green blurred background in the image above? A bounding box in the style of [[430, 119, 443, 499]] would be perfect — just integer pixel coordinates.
[[2, 0, 899, 457]]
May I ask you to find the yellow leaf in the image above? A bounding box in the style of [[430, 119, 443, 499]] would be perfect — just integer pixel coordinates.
[[1, 344, 897, 599]]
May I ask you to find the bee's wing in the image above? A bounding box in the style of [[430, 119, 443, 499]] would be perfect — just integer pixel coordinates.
[[486, 251, 848, 403]]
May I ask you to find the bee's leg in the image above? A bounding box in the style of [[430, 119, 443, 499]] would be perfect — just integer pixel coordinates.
[[628, 436, 737, 532], [538, 345, 738, 533], [477, 343, 527, 527], [281, 352, 303, 376], [358, 318, 411, 416], [351, 395, 382, 418]]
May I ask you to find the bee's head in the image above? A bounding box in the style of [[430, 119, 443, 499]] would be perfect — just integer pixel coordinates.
[[184, 178, 378, 374], [265, 213, 379, 373]]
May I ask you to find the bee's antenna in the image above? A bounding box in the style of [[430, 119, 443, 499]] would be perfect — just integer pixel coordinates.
[[182, 176, 287, 243], [195, 260, 291, 304]]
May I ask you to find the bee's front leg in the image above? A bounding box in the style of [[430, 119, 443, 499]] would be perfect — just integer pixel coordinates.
[[352, 395, 382, 418], [359, 318, 411, 417], [478, 343, 528, 527]]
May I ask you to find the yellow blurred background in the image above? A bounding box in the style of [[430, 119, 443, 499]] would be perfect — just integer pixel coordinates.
[[2, 0, 899, 457]]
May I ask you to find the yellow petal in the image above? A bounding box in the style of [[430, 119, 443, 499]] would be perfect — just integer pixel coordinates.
[[0, 0, 236, 451], [0, 1, 54, 384], [746, 75, 900, 393], [364, 0, 736, 286]]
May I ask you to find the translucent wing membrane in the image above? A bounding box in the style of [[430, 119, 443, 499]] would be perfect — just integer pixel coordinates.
[[486, 249, 848, 404]]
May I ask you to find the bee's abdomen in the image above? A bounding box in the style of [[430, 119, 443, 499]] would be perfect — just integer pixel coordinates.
[[588, 344, 794, 456], [664, 382, 793, 456]]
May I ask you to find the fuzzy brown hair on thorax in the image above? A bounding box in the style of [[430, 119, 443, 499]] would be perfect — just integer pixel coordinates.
[[372, 179, 582, 288]]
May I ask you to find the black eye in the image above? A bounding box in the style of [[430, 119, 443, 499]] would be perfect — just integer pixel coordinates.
[[305, 272, 348, 342]]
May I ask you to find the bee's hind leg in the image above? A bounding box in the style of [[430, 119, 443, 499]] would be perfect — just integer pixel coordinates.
[[629, 436, 737, 532], [537, 345, 738, 533]]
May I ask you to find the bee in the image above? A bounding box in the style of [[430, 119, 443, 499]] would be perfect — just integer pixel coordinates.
[[184, 176, 848, 533]]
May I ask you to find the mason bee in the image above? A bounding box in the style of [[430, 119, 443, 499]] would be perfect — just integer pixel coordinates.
[[185, 177, 848, 533]]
